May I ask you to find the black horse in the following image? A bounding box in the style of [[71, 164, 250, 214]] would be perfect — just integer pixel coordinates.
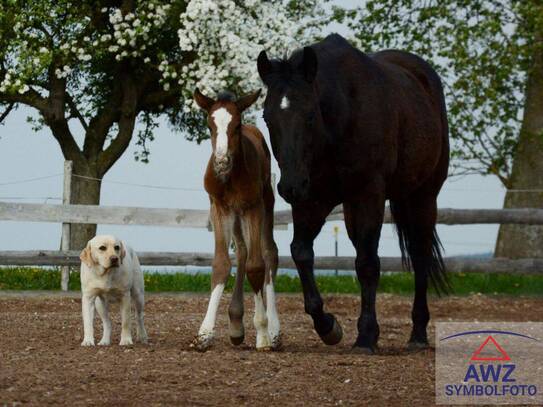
[[257, 34, 449, 352]]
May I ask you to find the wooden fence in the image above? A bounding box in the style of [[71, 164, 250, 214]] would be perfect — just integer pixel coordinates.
[[2, 161, 543, 290]]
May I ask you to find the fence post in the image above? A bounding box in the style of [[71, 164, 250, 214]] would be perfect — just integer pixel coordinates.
[[60, 161, 73, 291]]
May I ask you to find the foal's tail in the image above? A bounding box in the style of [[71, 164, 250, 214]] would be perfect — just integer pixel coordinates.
[[389, 201, 450, 295]]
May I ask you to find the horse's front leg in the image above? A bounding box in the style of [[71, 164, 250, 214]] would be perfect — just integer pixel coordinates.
[[343, 195, 385, 354], [195, 204, 233, 351], [291, 203, 342, 345]]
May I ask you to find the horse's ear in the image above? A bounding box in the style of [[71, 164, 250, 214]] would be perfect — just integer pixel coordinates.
[[236, 89, 261, 112], [257, 51, 273, 86], [301, 47, 318, 83], [193, 88, 215, 112]]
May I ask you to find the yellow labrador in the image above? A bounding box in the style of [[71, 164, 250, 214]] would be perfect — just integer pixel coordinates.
[[79, 235, 147, 346]]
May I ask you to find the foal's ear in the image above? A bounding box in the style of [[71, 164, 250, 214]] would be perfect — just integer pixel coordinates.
[[79, 242, 94, 268], [193, 88, 215, 112], [236, 89, 261, 112], [300, 47, 318, 83], [257, 50, 273, 86]]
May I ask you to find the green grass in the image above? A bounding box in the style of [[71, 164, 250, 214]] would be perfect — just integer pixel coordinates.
[[0, 267, 542, 296]]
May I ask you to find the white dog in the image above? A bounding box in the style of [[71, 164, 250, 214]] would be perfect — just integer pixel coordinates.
[[79, 235, 147, 346]]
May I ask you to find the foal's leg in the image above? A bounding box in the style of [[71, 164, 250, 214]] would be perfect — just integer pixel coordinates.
[[343, 194, 385, 353], [291, 202, 342, 345], [241, 205, 271, 350], [196, 204, 234, 350], [261, 187, 281, 349], [229, 217, 246, 345]]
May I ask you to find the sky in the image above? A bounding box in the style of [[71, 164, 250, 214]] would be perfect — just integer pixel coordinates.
[[0, 0, 508, 261]]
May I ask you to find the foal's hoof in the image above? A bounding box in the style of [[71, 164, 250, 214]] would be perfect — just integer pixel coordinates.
[[192, 334, 214, 352], [351, 345, 377, 355], [406, 340, 430, 352], [230, 335, 245, 346], [319, 316, 343, 346]]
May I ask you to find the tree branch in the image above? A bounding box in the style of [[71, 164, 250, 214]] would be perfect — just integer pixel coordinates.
[[0, 89, 48, 112], [0, 102, 15, 124], [42, 66, 83, 162], [65, 92, 88, 131], [97, 74, 138, 175]]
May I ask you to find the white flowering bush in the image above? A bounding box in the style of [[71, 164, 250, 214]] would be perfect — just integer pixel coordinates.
[[0, 0, 324, 149], [0, 0, 324, 248]]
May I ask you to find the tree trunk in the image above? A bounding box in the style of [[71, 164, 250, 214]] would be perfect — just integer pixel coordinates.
[[495, 26, 543, 258], [68, 162, 102, 250]]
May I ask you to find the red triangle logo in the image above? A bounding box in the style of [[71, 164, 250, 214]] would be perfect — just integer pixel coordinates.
[[470, 335, 511, 361]]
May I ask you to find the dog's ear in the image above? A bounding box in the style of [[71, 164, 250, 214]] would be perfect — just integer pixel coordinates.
[[79, 243, 94, 268], [120, 241, 126, 265]]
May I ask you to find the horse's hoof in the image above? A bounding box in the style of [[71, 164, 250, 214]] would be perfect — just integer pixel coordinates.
[[256, 345, 272, 352], [350, 345, 377, 355], [319, 316, 343, 346], [406, 340, 429, 352], [230, 335, 244, 346], [192, 334, 213, 352]]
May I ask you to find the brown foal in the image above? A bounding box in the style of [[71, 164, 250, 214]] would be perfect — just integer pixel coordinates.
[[193, 88, 280, 351]]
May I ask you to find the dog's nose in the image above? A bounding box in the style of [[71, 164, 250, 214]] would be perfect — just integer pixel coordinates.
[[110, 256, 119, 265]]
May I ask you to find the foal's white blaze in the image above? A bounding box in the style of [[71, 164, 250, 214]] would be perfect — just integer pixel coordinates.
[[265, 281, 280, 344], [199, 283, 225, 339], [280, 96, 289, 110], [254, 291, 271, 349], [211, 108, 232, 159]]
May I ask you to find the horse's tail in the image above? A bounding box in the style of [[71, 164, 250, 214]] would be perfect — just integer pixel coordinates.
[[389, 201, 450, 295]]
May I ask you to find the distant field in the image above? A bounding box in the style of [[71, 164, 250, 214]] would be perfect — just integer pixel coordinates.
[[0, 267, 542, 296]]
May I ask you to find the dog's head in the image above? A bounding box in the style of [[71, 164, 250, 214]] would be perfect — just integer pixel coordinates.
[[80, 235, 126, 273]]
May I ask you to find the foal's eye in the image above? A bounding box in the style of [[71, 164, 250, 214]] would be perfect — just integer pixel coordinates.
[[99, 246, 106, 251]]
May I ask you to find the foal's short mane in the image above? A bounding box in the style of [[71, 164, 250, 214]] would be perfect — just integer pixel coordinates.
[[216, 90, 236, 102]]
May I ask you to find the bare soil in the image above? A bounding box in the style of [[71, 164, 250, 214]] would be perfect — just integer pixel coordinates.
[[0, 291, 541, 406]]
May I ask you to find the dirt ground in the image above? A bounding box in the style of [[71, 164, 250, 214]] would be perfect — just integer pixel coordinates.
[[0, 291, 541, 406]]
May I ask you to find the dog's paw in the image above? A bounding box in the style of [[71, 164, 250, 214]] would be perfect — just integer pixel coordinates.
[[98, 338, 111, 346], [81, 339, 95, 347], [119, 337, 133, 346]]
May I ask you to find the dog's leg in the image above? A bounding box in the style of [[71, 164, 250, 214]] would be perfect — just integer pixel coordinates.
[[95, 296, 111, 346], [133, 290, 148, 344], [119, 292, 133, 346], [81, 294, 96, 346]]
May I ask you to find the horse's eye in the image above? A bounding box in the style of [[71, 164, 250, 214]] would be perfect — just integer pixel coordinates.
[[99, 246, 106, 251]]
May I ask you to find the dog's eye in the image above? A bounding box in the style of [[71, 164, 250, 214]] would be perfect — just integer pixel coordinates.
[[99, 246, 106, 251], [114, 245, 120, 251]]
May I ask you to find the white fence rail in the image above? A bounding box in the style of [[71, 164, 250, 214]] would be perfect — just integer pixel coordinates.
[[3, 201, 543, 227], [1, 251, 542, 274]]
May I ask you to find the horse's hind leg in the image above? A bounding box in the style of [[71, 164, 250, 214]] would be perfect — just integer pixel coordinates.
[[261, 187, 281, 349], [229, 217, 246, 346], [343, 192, 385, 354], [391, 192, 446, 349], [196, 204, 233, 351], [241, 204, 271, 350]]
